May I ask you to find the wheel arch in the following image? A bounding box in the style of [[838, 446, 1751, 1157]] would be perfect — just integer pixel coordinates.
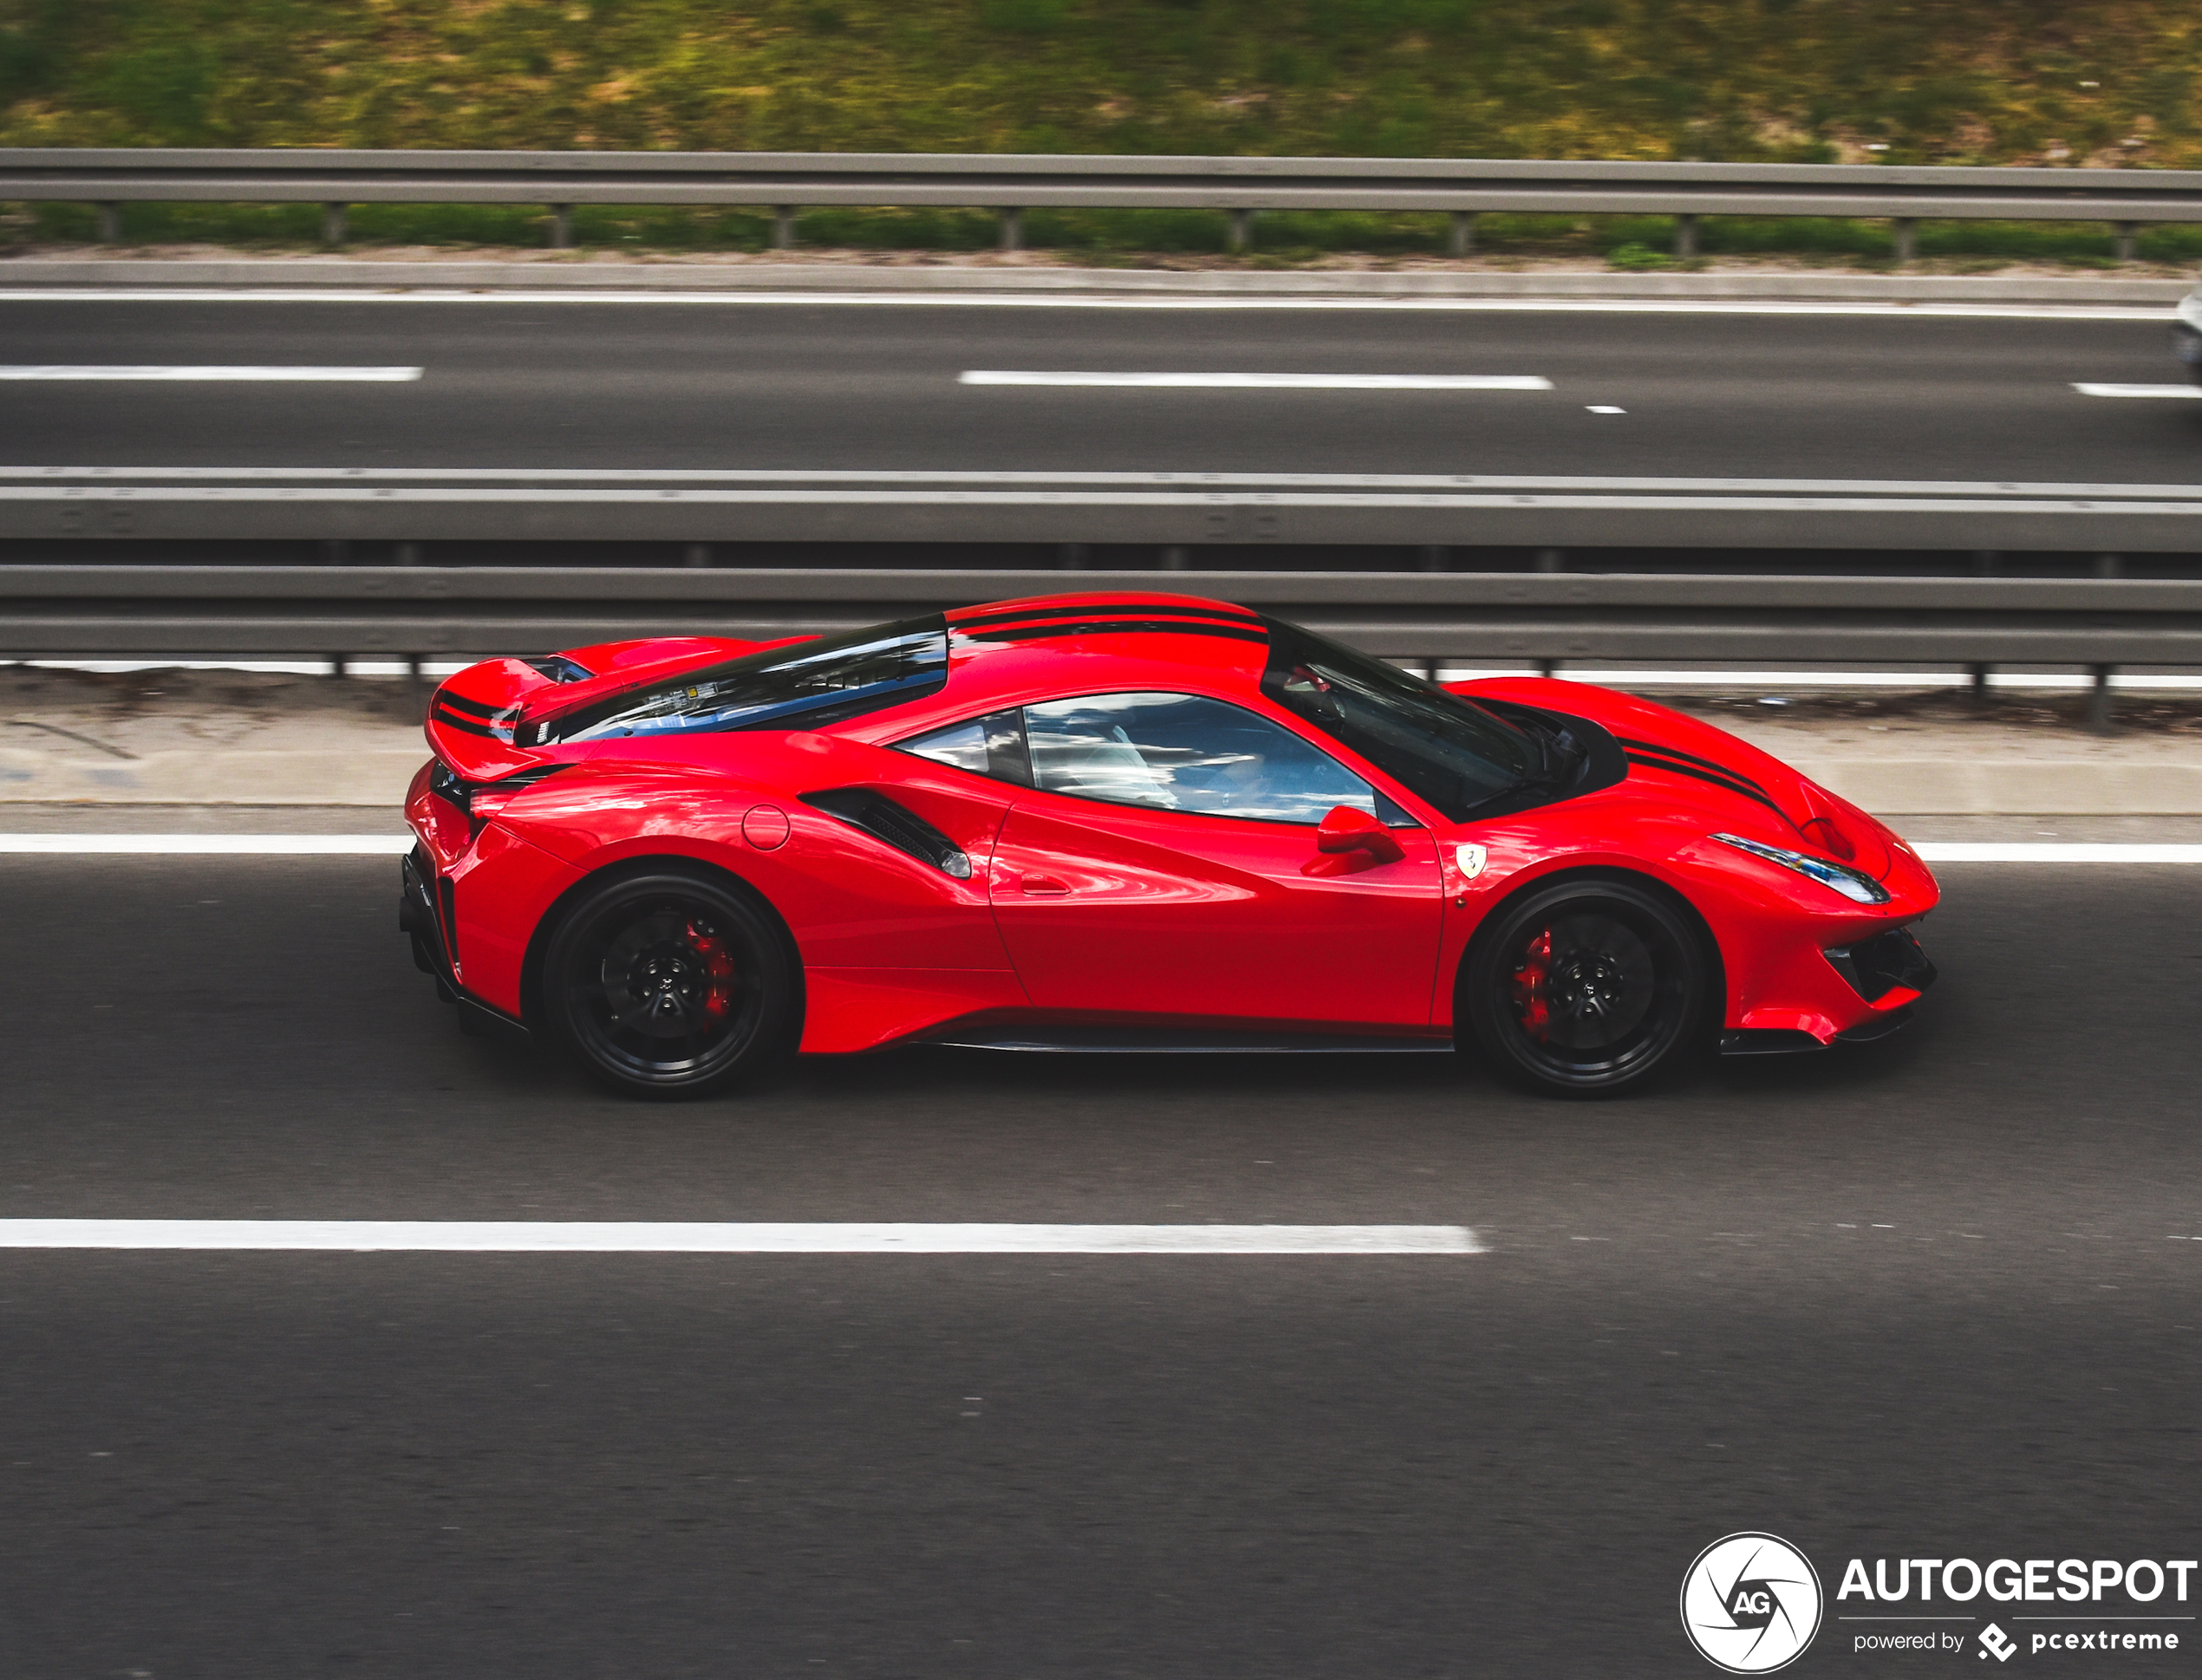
[[1452, 863, 1726, 1039], [518, 851, 807, 1039]]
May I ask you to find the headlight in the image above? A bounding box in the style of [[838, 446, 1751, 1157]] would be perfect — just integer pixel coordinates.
[[1711, 832, 1891, 904]]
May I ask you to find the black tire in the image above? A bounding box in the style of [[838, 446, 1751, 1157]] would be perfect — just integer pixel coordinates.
[[1461, 876, 1710, 1096], [542, 867, 798, 1099]]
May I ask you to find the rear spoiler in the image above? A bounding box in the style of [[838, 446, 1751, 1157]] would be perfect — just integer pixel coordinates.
[[423, 636, 785, 780], [425, 657, 557, 781]]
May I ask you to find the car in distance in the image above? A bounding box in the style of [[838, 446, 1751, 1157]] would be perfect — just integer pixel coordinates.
[[2175, 286, 2202, 383], [401, 592, 1938, 1097]]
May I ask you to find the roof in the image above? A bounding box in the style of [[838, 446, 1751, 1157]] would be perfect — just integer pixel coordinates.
[[943, 591, 1268, 652]]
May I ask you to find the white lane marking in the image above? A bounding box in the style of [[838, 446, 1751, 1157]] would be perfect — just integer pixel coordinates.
[[0, 834, 411, 855], [1586, 405, 1626, 414], [27, 660, 2202, 692], [1912, 843, 2202, 863], [10, 837, 2201, 864], [0, 365, 423, 382], [0, 1220, 1481, 1254], [13, 485, 2202, 516], [2074, 382, 2202, 398], [959, 370, 1553, 390], [13, 466, 2202, 498], [0, 288, 2173, 321], [1541, 669, 2202, 689]]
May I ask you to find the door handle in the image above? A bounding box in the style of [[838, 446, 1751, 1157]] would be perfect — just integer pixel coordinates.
[[1020, 872, 1071, 895]]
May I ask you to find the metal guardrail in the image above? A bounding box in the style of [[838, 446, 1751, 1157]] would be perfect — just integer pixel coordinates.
[[18, 469, 2202, 552], [6, 566, 2202, 670], [9, 148, 2202, 255]]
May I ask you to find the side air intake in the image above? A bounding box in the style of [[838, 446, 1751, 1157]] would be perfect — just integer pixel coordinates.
[[801, 789, 973, 880]]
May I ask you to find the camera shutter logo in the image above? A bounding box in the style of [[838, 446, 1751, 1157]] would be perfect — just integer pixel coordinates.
[[1680, 1533, 1824, 1673]]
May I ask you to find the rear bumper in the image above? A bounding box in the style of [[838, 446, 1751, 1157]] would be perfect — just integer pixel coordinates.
[[400, 841, 531, 1039]]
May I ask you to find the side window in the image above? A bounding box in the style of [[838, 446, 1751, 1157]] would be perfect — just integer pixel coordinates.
[[1022, 692, 1399, 825], [896, 708, 1033, 785]]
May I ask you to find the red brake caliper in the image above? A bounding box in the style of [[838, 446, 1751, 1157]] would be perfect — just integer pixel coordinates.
[[685, 919, 738, 1022], [1511, 928, 1553, 1041]]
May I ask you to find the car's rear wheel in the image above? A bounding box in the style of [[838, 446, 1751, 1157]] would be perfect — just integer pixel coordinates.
[[1462, 877, 1710, 1096], [543, 868, 796, 1098]]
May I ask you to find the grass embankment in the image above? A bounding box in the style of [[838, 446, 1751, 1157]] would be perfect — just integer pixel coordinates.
[[6, 0, 2202, 265]]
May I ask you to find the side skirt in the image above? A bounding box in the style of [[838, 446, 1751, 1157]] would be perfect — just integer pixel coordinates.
[[928, 1027, 1456, 1055]]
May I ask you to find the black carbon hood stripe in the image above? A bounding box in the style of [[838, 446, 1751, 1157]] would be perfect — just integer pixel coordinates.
[[1624, 750, 1786, 814]]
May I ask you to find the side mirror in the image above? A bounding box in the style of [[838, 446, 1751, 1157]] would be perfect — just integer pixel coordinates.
[[1315, 804, 1404, 863]]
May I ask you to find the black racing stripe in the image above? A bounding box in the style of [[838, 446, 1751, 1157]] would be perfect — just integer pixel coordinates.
[[431, 707, 504, 739], [1624, 747, 1763, 797], [953, 602, 1262, 631], [432, 689, 505, 720], [959, 618, 1272, 646], [1625, 751, 1785, 814], [1615, 734, 1770, 795]]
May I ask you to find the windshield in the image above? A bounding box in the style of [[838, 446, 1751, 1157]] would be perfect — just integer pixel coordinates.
[[1258, 617, 1547, 821], [535, 616, 948, 745]]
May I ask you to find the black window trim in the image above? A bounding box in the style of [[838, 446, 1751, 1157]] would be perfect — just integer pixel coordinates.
[[894, 687, 1425, 830]]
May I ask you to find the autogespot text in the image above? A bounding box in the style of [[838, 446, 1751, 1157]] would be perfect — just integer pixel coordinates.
[[1838, 1556, 2196, 1605]]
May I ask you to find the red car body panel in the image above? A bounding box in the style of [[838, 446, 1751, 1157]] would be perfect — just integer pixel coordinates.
[[405, 591, 1939, 1057]]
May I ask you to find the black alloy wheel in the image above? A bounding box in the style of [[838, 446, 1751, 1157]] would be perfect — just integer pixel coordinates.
[[1461, 877, 1710, 1096], [543, 868, 797, 1098]]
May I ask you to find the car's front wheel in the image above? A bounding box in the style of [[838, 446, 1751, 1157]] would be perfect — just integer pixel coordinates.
[[542, 867, 798, 1098], [1461, 876, 1710, 1096]]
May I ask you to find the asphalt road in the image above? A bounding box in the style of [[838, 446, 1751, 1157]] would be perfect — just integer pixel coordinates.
[[2, 856, 2198, 1677], [2, 298, 2197, 483]]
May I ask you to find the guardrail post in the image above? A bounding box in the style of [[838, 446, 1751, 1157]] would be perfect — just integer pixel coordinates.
[[1000, 208, 1024, 252], [1228, 209, 1253, 254], [548, 205, 575, 249], [2089, 665, 2117, 733], [2095, 552, 2123, 578], [2115, 221, 2139, 263], [773, 205, 797, 250], [1419, 544, 1450, 571], [1162, 545, 1189, 570], [1893, 218, 1917, 264], [1058, 543, 1090, 569], [1535, 548, 1566, 573], [321, 204, 348, 248], [683, 543, 713, 568], [1673, 214, 1698, 258], [1449, 213, 1476, 257], [94, 202, 121, 244], [1969, 661, 1991, 707]]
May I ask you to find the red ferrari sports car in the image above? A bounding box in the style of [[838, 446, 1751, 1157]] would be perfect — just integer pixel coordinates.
[[401, 591, 1938, 1097]]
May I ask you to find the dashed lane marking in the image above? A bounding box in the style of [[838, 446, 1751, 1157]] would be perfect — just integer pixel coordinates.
[[0, 1221, 1482, 1254], [957, 370, 1553, 390], [1912, 842, 2202, 863], [2073, 382, 2202, 399], [0, 834, 412, 854], [0, 365, 423, 381]]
